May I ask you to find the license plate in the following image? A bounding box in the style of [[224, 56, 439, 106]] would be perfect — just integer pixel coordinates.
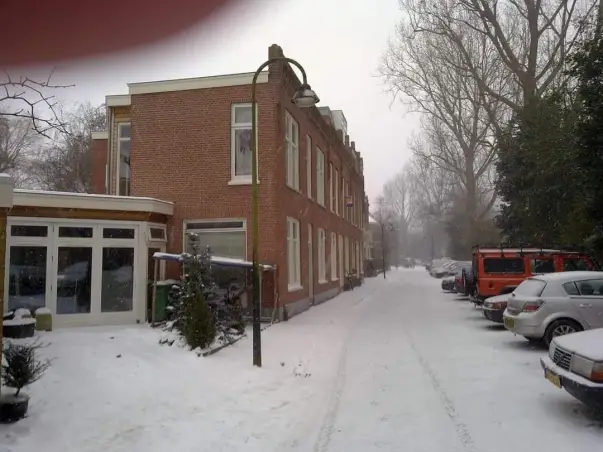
[[545, 369, 562, 388], [504, 317, 515, 329]]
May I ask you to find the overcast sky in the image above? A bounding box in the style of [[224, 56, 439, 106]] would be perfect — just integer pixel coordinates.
[[30, 0, 420, 203]]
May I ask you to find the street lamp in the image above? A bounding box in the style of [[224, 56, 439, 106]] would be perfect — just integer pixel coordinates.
[[250, 57, 319, 367]]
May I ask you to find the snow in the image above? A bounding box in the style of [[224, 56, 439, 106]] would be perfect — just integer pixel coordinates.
[[3, 318, 36, 326], [553, 328, 603, 361], [152, 252, 275, 270], [1, 268, 602, 452], [34, 308, 51, 316], [12, 309, 32, 319]]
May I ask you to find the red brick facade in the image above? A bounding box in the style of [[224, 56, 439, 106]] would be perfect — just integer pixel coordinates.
[[93, 44, 366, 317]]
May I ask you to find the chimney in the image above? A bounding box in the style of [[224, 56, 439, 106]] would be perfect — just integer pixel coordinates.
[[351, 141, 355, 150], [268, 44, 284, 59], [345, 134, 350, 146]]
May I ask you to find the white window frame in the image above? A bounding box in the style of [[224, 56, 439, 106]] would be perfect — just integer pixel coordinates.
[[183, 219, 247, 259], [287, 217, 301, 290], [330, 232, 338, 280], [317, 148, 325, 206], [334, 168, 340, 216], [317, 228, 327, 283], [285, 111, 299, 191], [116, 122, 131, 196], [306, 135, 312, 199], [230, 103, 258, 185], [329, 163, 334, 212]]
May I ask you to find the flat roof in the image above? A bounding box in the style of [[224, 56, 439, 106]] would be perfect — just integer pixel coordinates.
[[13, 190, 174, 216]]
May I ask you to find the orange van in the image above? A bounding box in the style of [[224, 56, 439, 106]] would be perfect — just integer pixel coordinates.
[[471, 247, 597, 303]]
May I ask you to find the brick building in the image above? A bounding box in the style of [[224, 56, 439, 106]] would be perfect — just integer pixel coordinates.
[[91, 44, 367, 320]]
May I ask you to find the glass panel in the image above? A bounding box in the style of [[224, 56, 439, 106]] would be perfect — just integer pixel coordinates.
[[118, 123, 131, 139], [564, 258, 590, 271], [8, 246, 47, 312], [530, 259, 555, 274], [147, 248, 160, 321], [234, 128, 252, 176], [59, 227, 93, 238], [234, 105, 252, 124], [576, 279, 603, 296], [119, 130, 131, 196], [11, 225, 47, 237], [563, 282, 580, 295], [103, 228, 135, 239], [56, 247, 92, 314], [101, 247, 134, 312], [150, 228, 165, 240], [187, 231, 245, 259], [514, 279, 546, 297], [483, 258, 525, 274]]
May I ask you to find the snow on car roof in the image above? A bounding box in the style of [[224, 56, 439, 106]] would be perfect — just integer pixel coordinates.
[[531, 271, 603, 283]]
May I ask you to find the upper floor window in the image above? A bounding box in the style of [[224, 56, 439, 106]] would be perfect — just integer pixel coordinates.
[[329, 163, 334, 212], [334, 168, 340, 215], [118, 123, 131, 196], [231, 104, 254, 181], [317, 148, 325, 206], [285, 111, 299, 190], [306, 135, 312, 198]]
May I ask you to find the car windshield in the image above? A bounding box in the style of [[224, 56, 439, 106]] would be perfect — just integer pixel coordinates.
[[514, 278, 546, 297]]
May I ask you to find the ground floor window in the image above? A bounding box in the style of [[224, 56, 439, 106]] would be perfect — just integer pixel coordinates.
[[330, 232, 338, 280], [318, 228, 326, 282], [184, 220, 246, 259], [5, 219, 150, 326], [287, 217, 301, 288]]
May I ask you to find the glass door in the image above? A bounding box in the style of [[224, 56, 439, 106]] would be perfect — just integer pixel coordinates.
[[55, 245, 94, 315]]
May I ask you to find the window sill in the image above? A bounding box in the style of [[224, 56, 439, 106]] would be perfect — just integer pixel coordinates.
[[288, 284, 303, 292], [331, 277, 339, 281], [286, 183, 301, 193], [228, 178, 259, 186], [318, 279, 328, 285]]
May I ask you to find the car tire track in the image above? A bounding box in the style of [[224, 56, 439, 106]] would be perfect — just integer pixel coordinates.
[[405, 329, 480, 452]]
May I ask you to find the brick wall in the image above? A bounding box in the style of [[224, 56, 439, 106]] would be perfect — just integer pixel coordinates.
[[91, 138, 107, 194]]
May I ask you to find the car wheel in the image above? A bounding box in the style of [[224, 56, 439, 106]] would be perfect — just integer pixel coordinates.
[[544, 319, 583, 346]]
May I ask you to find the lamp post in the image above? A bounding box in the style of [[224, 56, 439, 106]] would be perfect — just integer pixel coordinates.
[[250, 57, 319, 367]]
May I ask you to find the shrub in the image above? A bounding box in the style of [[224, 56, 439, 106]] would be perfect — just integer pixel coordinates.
[[2, 340, 50, 396]]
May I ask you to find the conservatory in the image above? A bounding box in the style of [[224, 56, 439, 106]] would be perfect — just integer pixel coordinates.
[[4, 189, 174, 328]]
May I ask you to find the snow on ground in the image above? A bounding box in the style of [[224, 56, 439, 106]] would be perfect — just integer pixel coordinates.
[[1, 267, 602, 452]]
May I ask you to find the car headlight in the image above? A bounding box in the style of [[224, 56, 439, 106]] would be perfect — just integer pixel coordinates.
[[591, 362, 603, 382], [570, 354, 594, 379]]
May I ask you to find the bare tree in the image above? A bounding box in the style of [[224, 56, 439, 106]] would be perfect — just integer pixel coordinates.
[[398, 0, 597, 112], [0, 114, 37, 186], [1, 71, 71, 138], [382, 164, 416, 256], [30, 103, 106, 193], [371, 196, 396, 278]]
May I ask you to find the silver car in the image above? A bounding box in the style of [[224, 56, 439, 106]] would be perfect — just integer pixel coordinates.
[[503, 271, 603, 345]]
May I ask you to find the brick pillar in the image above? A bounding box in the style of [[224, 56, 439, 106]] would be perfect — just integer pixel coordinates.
[[0, 174, 14, 396]]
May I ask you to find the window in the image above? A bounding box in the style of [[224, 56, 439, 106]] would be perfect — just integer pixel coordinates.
[[8, 246, 47, 311], [575, 279, 603, 295], [318, 228, 326, 282], [118, 123, 131, 196], [185, 220, 246, 259], [564, 258, 590, 271], [306, 135, 312, 198], [563, 282, 580, 295], [285, 111, 299, 190], [329, 163, 334, 211], [103, 228, 135, 239], [334, 169, 340, 215], [11, 225, 47, 237], [514, 279, 546, 297], [101, 248, 134, 312], [529, 258, 555, 274], [287, 218, 301, 288], [231, 103, 254, 181], [59, 227, 93, 238], [483, 258, 524, 274], [149, 227, 167, 241], [330, 232, 338, 280], [56, 247, 93, 314], [317, 149, 325, 206]]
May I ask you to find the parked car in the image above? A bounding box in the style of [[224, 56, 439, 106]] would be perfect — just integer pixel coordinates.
[[540, 328, 603, 410], [482, 294, 509, 323], [430, 261, 458, 278], [441, 276, 456, 292], [453, 263, 473, 294], [503, 271, 603, 345], [471, 246, 597, 304]]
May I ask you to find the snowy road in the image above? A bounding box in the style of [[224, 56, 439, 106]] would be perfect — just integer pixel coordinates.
[[2, 267, 602, 452], [307, 268, 603, 452]]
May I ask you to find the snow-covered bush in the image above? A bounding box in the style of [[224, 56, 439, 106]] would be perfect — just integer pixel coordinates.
[[2, 340, 50, 397]]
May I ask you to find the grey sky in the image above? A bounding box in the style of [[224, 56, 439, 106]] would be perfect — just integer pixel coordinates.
[[40, 0, 419, 204]]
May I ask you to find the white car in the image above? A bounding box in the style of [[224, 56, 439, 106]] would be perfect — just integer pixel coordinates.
[[540, 328, 603, 409], [503, 271, 603, 345]]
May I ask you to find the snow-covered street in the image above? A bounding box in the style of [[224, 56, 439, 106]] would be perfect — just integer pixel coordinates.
[[2, 267, 602, 452]]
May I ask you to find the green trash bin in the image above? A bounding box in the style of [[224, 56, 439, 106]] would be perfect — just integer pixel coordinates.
[[154, 279, 179, 322]]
